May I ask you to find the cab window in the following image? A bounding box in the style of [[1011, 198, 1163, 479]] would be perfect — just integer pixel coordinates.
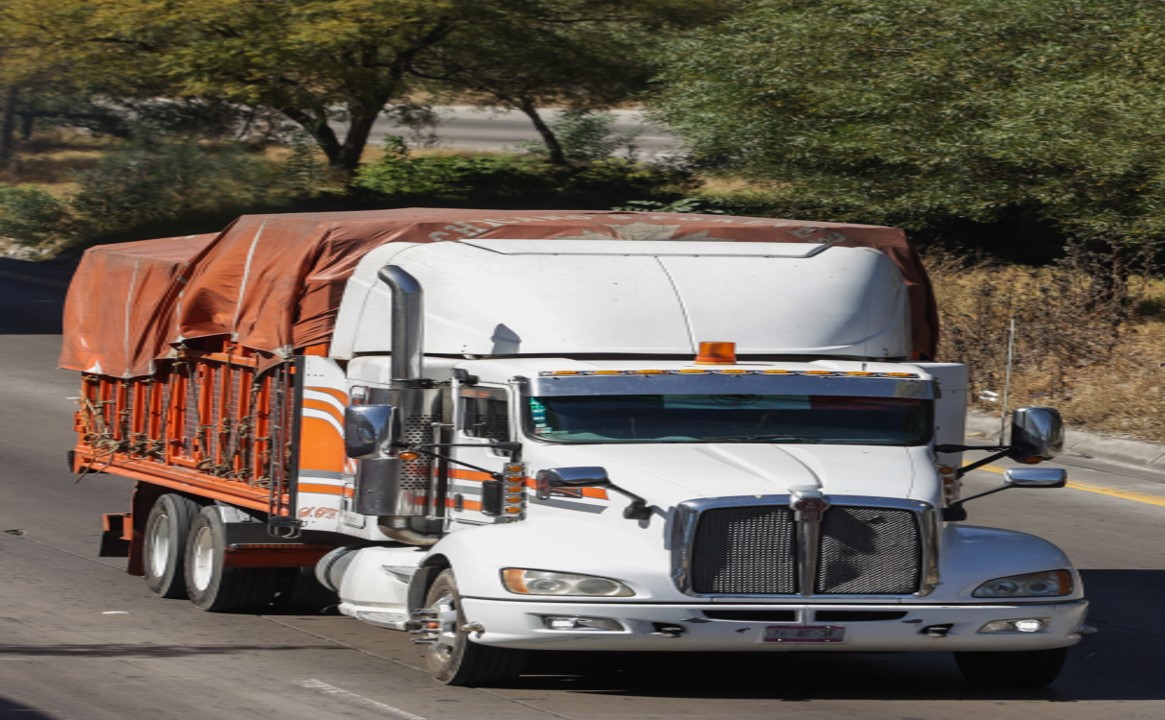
[[459, 386, 511, 440]]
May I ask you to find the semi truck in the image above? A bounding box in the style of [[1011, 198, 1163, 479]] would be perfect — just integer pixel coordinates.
[[61, 208, 1087, 687]]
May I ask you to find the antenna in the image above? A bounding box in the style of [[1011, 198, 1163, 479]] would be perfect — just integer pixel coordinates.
[[999, 318, 1016, 441]]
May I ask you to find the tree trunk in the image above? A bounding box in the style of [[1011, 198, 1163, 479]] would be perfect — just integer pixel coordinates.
[[280, 97, 390, 181], [334, 95, 390, 177], [0, 87, 18, 169], [278, 106, 345, 177], [518, 98, 566, 165]]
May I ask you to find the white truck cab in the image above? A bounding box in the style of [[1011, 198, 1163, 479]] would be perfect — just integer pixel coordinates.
[[306, 238, 1086, 687]]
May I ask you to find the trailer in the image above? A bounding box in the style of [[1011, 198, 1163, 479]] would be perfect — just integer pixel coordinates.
[[62, 208, 1086, 686]]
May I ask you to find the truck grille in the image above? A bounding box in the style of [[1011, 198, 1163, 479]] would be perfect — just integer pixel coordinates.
[[692, 506, 797, 593], [687, 503, 923, 595]]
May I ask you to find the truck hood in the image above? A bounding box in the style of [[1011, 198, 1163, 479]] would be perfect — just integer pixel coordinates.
[[528, 443, 936, 506]]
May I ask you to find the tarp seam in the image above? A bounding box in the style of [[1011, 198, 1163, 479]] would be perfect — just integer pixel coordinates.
[[232, 219, 269, 341]]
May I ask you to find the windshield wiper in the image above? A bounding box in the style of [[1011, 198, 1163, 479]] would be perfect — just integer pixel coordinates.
[[699, 434, 822, 444]]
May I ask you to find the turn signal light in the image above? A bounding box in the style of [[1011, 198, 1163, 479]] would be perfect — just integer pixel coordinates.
[[695, 341, 736, 365]]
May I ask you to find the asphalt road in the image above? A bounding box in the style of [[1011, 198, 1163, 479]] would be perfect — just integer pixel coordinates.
[[1, 265, 1163, 720], [365, 105, 678, 157]]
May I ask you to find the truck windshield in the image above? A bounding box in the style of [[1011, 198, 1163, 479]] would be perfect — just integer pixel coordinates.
[[526, 394, 931, 445]]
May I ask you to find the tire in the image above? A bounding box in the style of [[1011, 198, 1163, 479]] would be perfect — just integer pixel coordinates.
[[954, 647, 1069, 687], [183, 506, 280, 613], [422, 569, 527, 686], [142, 494, 200, 598], [272, 567, 340, 615]]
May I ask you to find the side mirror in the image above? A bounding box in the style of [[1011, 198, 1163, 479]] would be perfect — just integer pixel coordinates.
[[536, 466, 610, 500], [344, 404, 400, 459], [535, 467, 653, 521], [1005, 466, 1067, 488], [1008, 407, 1064, 463], [944, 465, 1068, 521]]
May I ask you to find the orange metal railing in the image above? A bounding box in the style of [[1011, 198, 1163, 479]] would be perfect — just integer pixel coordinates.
[[73, 343, 298, 517]]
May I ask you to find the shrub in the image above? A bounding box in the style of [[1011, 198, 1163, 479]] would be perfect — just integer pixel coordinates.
[[282, 132, 333, 196], [522, 110, 639, 162], [354, 151, 552, 200], [0, 140, 298, 251], [353, 148, 693, 208], [69, 141, 280, 237], [0, 186, 73, 246], [613, 197, 726, 214]]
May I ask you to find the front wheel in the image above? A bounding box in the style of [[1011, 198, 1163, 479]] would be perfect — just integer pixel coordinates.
[[422, 569, 527, 686], [954, 647, 1068, 687], [183, 506, 280, 612]]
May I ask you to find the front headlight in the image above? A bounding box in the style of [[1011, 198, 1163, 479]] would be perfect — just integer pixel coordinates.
[[973, 569, 1073, 598], [501, 568, 635, 597]]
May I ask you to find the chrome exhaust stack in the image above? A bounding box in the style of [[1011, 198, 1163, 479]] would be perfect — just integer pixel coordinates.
[[379, 265, 424, 388], [345, 265, 440, 545]]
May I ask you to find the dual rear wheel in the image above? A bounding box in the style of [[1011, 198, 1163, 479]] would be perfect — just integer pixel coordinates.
[[142, 494, 335, 613], [183, 505, 282, 612], [142, 494, 199, 599]]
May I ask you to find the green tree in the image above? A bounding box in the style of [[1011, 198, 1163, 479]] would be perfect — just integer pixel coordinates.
[[3, 0, 461, 176], [411, 0, 729, 164], [1, 2, 240, 165], [654, 0, 1165, 255], [2, 0, 729, 175]]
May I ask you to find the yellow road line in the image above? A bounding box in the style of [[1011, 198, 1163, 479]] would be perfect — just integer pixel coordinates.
[[976, 464, 1165, 507]]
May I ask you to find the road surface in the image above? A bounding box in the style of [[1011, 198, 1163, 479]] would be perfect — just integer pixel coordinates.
[[1, 265, 1163, 719], [364, 105, 678, 157]]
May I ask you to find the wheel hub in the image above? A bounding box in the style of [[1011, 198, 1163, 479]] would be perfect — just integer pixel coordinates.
[[407, 593, 460, 665], [147, 513, 171, 577], [189, 526, 215, 591]]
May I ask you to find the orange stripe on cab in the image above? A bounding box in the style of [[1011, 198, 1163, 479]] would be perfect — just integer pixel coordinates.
[[298, 483, 347, 496], [303, 397, 344, 426]]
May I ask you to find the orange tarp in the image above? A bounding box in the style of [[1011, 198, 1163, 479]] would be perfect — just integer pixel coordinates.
[[60, 233, 216, 377], [60, 208, 938, 378]]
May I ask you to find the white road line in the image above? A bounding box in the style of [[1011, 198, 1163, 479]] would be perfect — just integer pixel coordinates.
[[299, 679, 429, 720]]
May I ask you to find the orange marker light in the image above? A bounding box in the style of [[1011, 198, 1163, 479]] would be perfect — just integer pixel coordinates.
[[695, 341, 736, 365]]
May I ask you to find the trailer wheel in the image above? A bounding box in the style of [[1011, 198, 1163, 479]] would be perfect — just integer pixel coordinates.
[[143, 494, 200, 598], [422, 569, 527, 686], [954, 647, 1068, 687], [184, 507, 279, 613]]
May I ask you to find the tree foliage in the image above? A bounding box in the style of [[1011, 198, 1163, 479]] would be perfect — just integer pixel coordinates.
[[0, 140, 285, 246], [1, 0, 730, 173], [653, 0, 1165, 251], [411, 0, 730, 163], [2, 0, 462, 174]]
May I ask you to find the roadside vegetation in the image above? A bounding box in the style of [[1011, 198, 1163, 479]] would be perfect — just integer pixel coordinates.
[[2, 0, 1164, 442], [925, 248, 1165, 443]]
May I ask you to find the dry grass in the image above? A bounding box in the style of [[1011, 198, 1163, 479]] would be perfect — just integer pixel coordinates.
[[0, 148, 100, 189], [696, 176, 772, 194], [0, 131, 113, 187], [926, 250, 1165, 443]]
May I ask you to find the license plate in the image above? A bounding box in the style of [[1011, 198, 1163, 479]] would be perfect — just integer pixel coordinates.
[[763, 625, 846, 643]]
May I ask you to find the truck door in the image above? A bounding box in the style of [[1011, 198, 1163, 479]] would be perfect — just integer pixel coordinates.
[[448, 384, 519, 525]]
